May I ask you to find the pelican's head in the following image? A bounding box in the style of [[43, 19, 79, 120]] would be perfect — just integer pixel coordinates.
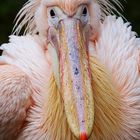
[[14, 0, 121, 139]]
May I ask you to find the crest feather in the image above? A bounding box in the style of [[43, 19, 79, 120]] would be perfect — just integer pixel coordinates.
[[13, 0, 123, 35]]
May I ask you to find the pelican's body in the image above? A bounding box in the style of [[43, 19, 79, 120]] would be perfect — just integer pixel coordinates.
[[0, 0, 140, 140]]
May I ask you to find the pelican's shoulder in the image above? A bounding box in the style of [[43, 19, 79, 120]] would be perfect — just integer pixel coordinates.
[[95, 15, 140, 70], [99, 15, 140, 49], [1, 34, 45, 55], [0, 35, 51, 89]]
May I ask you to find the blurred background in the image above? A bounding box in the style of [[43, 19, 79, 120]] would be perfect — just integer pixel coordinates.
[[0, 0, 140, 44]]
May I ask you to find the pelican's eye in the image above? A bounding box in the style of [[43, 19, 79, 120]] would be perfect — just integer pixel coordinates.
[[50, 9, 56, 18], [80, 6, 89, 25], [82, 7, 88, 16], [48, 8, 59, 28]]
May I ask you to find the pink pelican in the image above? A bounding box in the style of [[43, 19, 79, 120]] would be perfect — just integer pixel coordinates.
[[0, 0, 140, 140]]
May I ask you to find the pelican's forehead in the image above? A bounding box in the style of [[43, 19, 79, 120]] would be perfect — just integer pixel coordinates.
[[41, 0, 91, 15]]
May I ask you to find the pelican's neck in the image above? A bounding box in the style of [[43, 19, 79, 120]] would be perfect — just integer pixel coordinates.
[[40, 57, 122, 140], [24, 51, 122, 140]]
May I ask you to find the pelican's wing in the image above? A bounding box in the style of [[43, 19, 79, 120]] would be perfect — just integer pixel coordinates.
[[93, 16, 140, 139], [0, 65, 33, 139], [0, 35, 52, 139]]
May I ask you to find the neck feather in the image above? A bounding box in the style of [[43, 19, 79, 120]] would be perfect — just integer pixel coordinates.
[[41, 74, 77, 140], [89, 57, 122, 139]]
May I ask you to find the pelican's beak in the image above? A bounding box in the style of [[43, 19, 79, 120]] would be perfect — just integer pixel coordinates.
[[48, 18, 94, 140]]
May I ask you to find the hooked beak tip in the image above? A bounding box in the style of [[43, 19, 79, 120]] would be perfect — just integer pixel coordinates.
[[80, 132, 88, 140]]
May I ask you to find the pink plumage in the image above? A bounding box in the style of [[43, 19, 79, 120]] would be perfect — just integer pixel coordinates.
[[0, 0, 140, 140]]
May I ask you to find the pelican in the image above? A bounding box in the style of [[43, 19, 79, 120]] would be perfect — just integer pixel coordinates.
[[0, 0, 140, 140]]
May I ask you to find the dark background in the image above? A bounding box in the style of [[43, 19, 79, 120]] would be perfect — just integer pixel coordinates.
[[0, 0, 140, 44]]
